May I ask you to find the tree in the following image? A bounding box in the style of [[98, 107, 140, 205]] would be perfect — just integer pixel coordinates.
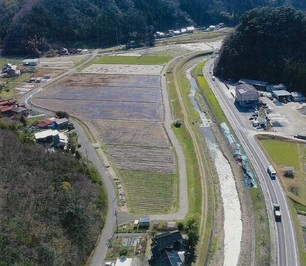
[[185, 218, 199, 263], [215, 7, 306, 93], [56, 111, 69, 119], [20, 115, 27, 126]]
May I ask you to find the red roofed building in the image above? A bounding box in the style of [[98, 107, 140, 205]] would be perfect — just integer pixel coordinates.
[[36, 118, 55, 129], [0, 98, 16, 114]]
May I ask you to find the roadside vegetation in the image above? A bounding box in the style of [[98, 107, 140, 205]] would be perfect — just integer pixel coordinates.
[[193, 59, 270, 265], [257, 135, 306, 264], [0, 128, 107, 265]]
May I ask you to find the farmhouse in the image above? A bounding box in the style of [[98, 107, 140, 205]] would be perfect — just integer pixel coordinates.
[[186, 26, 195, 33], [1, 63, 20, 77], [235, 84, 259, 107], [12, 106, 28, 116], [55, 117, 69, 129], [208, 25, 216, 31], [0, 99, 16, 114], [34, 129, 59, 142], [149, 231, 188, 266], [54, 132, 68, 148], [36, 118, 56, 129]]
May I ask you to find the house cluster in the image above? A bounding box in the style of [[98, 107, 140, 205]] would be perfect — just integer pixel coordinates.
[[0, 98, 28, 116], [1, 63, 21, 78], [58, 47, 83, 55], [235, 78, 305, 108], [155, 26, 195, 38], [32, 117, 72, 149], [203, 23, 225, 32], [149, 230, 188, 266]]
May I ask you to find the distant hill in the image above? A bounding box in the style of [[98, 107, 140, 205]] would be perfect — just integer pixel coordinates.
[[215, 7, 306, 93], [0, 128, 107, 265], [1, 0, 306, 56]]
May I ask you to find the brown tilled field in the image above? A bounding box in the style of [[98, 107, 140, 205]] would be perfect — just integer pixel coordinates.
[[33, 70, 177, 214], [89, 120, 170, 147]]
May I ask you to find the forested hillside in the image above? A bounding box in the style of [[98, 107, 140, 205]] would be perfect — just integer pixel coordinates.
[[0, 0, 306, 56], [215, 7, 306, 93], [0, 129, 107, 265]]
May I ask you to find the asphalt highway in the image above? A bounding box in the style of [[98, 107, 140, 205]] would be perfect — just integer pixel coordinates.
[[204, 59, 298, 266]]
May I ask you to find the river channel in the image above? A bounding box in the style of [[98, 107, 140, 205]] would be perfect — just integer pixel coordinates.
[[186, 65, 242, 266]]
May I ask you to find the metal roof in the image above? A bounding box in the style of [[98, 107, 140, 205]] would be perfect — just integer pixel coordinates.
[[272, 90, 291, 96], [34, 129, 59, 140]]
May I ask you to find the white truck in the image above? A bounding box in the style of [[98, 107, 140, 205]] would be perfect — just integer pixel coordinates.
[[273, 203, 282, 222], [267, 165, 277, 179]]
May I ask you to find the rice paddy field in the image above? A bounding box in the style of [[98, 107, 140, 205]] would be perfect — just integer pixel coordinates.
[[33, 64, 177, 214]]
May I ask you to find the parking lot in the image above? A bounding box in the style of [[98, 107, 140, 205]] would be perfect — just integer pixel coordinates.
[[226, 83, 306, 137]]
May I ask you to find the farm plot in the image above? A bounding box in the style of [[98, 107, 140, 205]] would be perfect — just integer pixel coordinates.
[[88, 119, 170, 147], [33, 66, 177, 214], [33, 98, 163, 121], [63, 73, 161, 88], [36, 85, 162, 103], [120, 170, 176, 214], [82, 64, 163, 75], [107, 145, 175, 173]]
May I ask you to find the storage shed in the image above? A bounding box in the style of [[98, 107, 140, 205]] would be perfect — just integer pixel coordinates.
[[272, 90, 291, 102], [22, 59, 40, 66], [267, 83, 287, 92], [139, 217, 150, 228]]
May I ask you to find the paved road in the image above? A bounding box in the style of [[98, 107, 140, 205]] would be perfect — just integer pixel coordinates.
[[204, 59, 299, 266]]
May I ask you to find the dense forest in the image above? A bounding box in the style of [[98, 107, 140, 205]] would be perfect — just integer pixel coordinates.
[[0, 128, 107, 265], [1, 0, 306, 55], [215, 7, 306, 93]]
